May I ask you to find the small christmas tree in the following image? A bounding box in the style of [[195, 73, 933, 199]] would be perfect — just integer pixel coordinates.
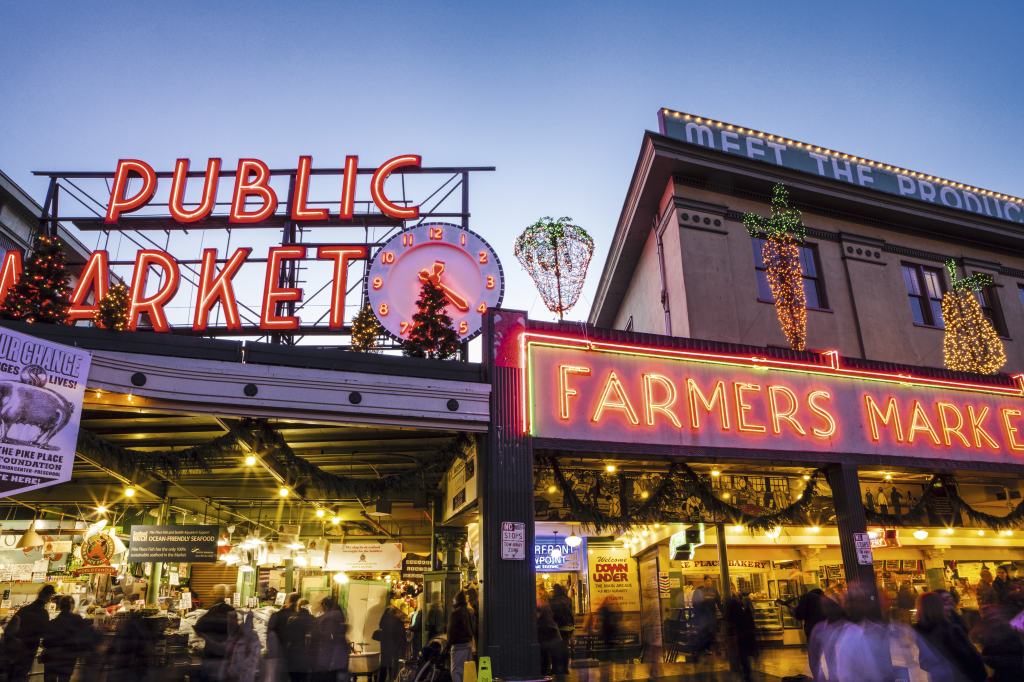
[[0, 235, 71, 324], [350, 303, 383, 353], [402, 279, 461, 360], [942, 260, 1006, 374], [95, 283, 131, 331]]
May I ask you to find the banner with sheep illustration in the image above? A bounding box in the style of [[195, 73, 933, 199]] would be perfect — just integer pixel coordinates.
[[0, 328, 91, 496]]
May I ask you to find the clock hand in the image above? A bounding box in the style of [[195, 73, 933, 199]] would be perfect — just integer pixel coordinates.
[[418, 261, 469, 312]]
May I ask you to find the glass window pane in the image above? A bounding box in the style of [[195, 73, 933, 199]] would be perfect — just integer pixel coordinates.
[[804, 278, 820, 309], [1018, 286, 1024, 309], [923, 270, 943, 299], [903, 266, 922, 296], [800, 247, 817, 277], [909, 297, 926, 325], [756, 270, 774, 301], [751, 238, 766, 267], [930, 299, 944, 328]]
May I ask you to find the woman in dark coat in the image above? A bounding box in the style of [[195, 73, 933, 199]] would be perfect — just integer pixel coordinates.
[[914, 592, 986, 682], [283, 600, 315, 682], [377, 606, 406, 682], [313, 597, 349, 682], [40, 596, 97, 682]]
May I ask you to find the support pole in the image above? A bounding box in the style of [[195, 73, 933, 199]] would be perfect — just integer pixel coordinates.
[[146, 499, 170, 606], [826, 463, 881, 619], [285, 558, 294, 594], [715, 522, 731, 605]]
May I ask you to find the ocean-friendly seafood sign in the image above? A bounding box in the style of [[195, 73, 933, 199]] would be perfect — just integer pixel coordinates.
[[0, 327, 91, 496]]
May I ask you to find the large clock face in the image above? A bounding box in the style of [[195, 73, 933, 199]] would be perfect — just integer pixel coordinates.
[[365, 223, 504, 343]]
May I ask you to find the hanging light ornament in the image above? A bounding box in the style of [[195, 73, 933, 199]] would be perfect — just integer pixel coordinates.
[[515, 216, 594, 320], [743, 184, 807, 351], [941, 259, 1006, 374]]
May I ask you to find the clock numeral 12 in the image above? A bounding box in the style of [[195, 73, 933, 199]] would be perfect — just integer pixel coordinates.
[[429, 227, 444, 240]]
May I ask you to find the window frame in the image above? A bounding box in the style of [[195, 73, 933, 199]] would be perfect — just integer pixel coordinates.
[[751, 237, 831, 312], [901, 262, 946, 328], [973, 275, 1008, 338]]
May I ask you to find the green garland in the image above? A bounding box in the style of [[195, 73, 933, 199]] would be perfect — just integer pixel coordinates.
[[77, 418, 471, 499], [547, 457, 828, 534]]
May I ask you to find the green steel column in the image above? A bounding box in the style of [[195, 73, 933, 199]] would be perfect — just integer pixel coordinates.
[[146, 500, 170, 606], [285, 558, 294, 594]]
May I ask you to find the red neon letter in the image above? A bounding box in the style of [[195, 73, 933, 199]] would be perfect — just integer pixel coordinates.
[[193, 248, 251, 331], [642, 374, 681, 427], [105, 160, 157, 223], [967, 405, 1000, 450], [864, 395, 903, 442], [169, 158, 221, 223], [0, 251, 22, 306], [230, 159, 278, 223], [559, 366, 591, 419], [316, 246, 368, 328], [370, 155, 421, 219], [260, 246, 305, 330], [67, 251, 109, 322], [340, 155, 358, 219], [591, 371, 638, 425], [807, 391, 836, 438], [907, 400, 940, 444], [1001, 408, 1024, 451], [291, 156, 329, 221], [768, 385, 805, 435], [937, 403, 970, 447], [734, 383, 766, 433], [687, 378, 729, 430], [128, 251, 180, 332]]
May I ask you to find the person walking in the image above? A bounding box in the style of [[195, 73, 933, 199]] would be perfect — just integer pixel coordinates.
[[40, 595, 97, 682], [976, 569, 998, 607], [447, 591, 476, 682], [549, 584, 574, 642], [313, 597, 349, 682], [807, 596, 846, 682], [993, 566, 1012, 605], [8, 584, 55, 682], [194, 584, 237, 682], [724, 594, 757, 682], [267, 593, 301, 682], [283, 599, 315, 682], [226, 611, 262, 682], [408, 595, 424, 652], [914, 591, 986, 682], [376, 605, 406, 682], [537, 602, 560, 678], [831, 582, 895, 682]]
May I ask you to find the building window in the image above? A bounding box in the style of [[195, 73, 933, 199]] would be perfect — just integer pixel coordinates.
[[751, 238, 827, 309], [974, 277, 1007, 336], [901, 263, 945, 327]]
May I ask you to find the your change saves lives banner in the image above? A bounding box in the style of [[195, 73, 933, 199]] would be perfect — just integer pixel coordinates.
[[0, 328, 91, 496]]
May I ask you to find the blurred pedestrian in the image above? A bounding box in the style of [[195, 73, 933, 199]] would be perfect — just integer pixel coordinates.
[[933, 590, 967, 633], [226, 611, 262, 682], [914, 591, 985, 682], [981, 611, 1024, 682], [267, 593, 301, 682], [313, 597, 349, 682], [194, 584, 237, 682], [537, 602, 560, 677], [994, 566, 1012, 605], [724, 594, 757, 682], [447, 591, 476, 682], [831, 582, 894, 682], [40, 595, 97, 682], [1, 615, 29, 682], [549, 585, 574, 641], [807, 595, 845, 682], [9, 584, 54, 682], [977, 569, 998, 607], [377, 605, 405, 682], [284, 599, 315, 682]]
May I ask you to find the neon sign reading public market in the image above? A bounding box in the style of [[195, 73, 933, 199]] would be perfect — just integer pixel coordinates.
[[4, 156, 504, 336], [525, 332, 1024, 465]]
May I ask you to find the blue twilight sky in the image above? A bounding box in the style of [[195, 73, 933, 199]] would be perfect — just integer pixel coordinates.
[[1, 1, 1022, 334]]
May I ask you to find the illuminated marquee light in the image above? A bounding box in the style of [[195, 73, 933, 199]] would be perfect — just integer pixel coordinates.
[[768, 385, 805, 436], [317, 246, 369, 329], [169, 158, 220, 223], [687, 378, 729, 430], [0, 250, 22, 305], [128, 250, 180, 332], [592, 371, 639, 425], [559, 365, 591, 419], [193, 248, 252, 331], [339, 155, 358, 220], [807, 391, 837, 438], [67, 250, 110, 322], [105, 160, 157, 223], [370, 155, 421, 219], [1001, 409, 1024, 451], [291, 156, 329, 221], [734, 382, 766, 433], [260, 246, 305, 330], [642, 374, 681, 428]]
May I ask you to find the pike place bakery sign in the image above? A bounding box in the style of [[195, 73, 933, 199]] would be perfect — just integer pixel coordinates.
[[524, 332, 1024, 466]]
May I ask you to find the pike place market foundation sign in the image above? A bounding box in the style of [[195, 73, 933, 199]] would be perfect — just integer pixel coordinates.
[[525, 333, 1024, 466]]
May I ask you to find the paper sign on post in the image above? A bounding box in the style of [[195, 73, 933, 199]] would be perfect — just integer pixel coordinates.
[[275, 592, 286, 606], [501, 522, 525, 560], [853, 533, 874, 565]]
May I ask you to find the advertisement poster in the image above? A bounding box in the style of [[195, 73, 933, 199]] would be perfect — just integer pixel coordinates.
[[589, 545, 640, 612], [444, 450, 477, 521], [0, 328, 91, 497], [125, 525, 219, 563], [326, 542, 403, 571]]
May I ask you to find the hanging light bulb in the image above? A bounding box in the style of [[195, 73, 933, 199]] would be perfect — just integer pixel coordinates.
[[96, 506, 108, 514], [334, 572, 349, 584], [245, 456, 256, 466], [16, 521, 43, 549], [279, 487, 289, 497], [294, 556, 308, 566], [331, 517, 341, 525], [316, 509, 325, 518], [565, 530, 582, 548], [547, 485, 557, 494], [606, 465, 616, 473], [765, 526, 782, 539], [711, 469, 720, 476], [913, 530, 929, 540], [124, 486, 135, 497], [803, 474, 810, 480]]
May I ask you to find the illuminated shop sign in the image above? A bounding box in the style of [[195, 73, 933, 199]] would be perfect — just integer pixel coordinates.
[[869, 529, 901, 549], [534, 536, 584, 572], [659, 109, 1024, 225], [525, 333, 1024, 465]]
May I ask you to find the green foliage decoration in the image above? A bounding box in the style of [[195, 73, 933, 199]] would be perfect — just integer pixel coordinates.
[[0, 236, 71, 324]]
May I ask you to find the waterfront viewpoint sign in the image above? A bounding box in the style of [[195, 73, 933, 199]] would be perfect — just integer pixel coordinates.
[[525, 332, 1024, 466], [658, 109, 1024, 225]]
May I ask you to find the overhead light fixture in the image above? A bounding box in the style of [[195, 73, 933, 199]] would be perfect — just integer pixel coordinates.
[[294, 556, 308, 566], [1006, 530, 1014, 536], [316, 509, 325, 518], [565, 530, 582, 548], [811, 526, 820, 532], [547, 485, 557, 494], [885, 474, 892, 480], [913, 530, 928, 540], [653, 523, 660, 529], [96, 506, 107, 514], [331, 517, 341, 525], [640, 491, 649, 499], [125, 486, 135, 497], [641, 530, 649, 537], [711, 469, 720, 476], [245, 456, 256, 466], [803, 474, 810, 480], [734, 525, 744, 532], [541, 574, 550, 579], [945, 528, 955, 534], [978, 530, 985, 536], [765, 526, 782, 539], [16, 522, 43, 549], [287, 541, 304, 550], [333, 572, 349, 584], [239, 565, 255, 573], [279, 487, 289, 497], [606, 465, 616, 473]]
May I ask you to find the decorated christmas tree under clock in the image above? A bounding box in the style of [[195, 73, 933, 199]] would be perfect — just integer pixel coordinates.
[[402, 278, 461, 360], [0, 235, 72, 324]]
